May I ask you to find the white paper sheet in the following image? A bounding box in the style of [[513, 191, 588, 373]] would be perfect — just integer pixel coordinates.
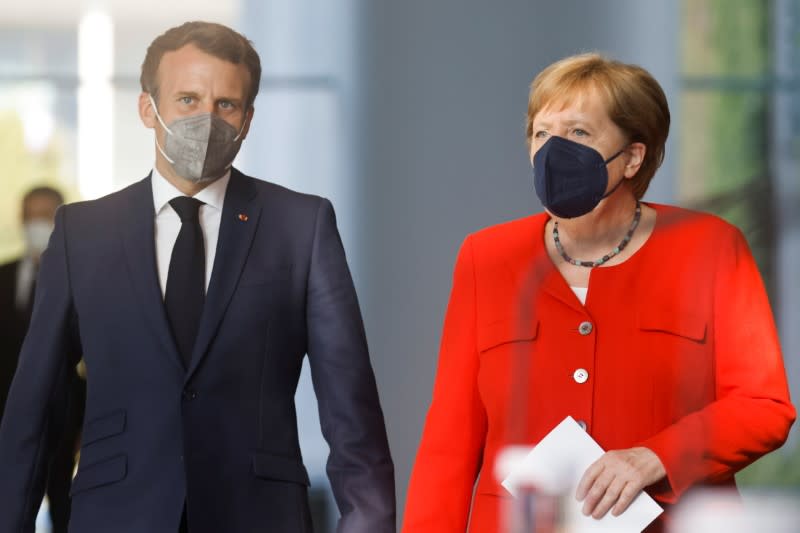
[[501, 416, 663, 533]]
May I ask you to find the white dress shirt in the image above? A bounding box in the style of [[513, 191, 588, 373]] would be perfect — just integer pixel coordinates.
[[152, 167, 230, 297], [14, 256, 36, 312], [570, 285, 588, 305]]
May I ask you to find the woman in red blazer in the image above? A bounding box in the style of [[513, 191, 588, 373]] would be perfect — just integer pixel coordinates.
[[402, 53, 795, 533]]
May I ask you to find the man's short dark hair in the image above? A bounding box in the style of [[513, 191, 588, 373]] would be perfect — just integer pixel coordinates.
[[22, 186, 64, 218], [140, 21, 262, 109]]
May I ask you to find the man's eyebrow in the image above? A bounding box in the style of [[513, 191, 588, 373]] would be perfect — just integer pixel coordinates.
[[174, 90, 201, 99], [216, 96, 245, 104]]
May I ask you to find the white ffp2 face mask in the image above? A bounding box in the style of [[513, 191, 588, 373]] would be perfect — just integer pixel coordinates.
[[24, 219, 54, 256], [149, 94, 247, 183]]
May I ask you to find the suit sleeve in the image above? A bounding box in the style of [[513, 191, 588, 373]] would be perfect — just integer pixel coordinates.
[[402, 236, 487, 533], [641, 225, 796, 502], [305, 198, 396, 533], [0, 206, 79, 532]]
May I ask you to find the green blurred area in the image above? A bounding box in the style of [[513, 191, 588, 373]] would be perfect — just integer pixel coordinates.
[[680, 0, 799, 487], [0, 110, 77, 265]]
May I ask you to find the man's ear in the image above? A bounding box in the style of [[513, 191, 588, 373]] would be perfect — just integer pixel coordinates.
[[623, 142, 646, 179], [139, 92, 157, 129], [239, 106, 255, 140]]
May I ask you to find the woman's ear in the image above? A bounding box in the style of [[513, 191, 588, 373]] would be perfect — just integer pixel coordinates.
[[623, 142, 646, 179]]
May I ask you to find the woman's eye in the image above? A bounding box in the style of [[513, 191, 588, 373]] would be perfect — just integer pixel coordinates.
[[534, 130, 548, 139], [180, 96, 193, 104], [573, 128, 589, 137]]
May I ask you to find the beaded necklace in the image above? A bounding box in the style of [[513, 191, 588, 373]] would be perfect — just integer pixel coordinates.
[[553, 201, 642, 268]]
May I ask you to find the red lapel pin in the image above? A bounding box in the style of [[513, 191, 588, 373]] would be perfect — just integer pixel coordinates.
[[238, 213, 249, 222]]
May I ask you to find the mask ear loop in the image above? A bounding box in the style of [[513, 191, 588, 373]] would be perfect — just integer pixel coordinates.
[[148, 94, 176, 164], [233, 112, 249, 142], [602, 147, 625, 165], [600, 146, 628, 199], [222, 112, 250, 171]]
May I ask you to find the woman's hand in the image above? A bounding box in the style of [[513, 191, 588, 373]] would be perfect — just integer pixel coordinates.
[[575, 447, 666, 519]]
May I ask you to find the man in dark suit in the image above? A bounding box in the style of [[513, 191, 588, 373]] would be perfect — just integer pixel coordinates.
[[0, 21, 395, 533], [0, 186, 84, 533]]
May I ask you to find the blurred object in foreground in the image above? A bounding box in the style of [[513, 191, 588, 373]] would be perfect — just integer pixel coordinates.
[[670, 488, 800, 533], [498, 418, 662, 532], [498, 442, 569, 533], [502, 482, 568, 533]]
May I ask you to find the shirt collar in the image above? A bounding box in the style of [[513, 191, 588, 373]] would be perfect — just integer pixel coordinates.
[[151, 166, 231, 215]]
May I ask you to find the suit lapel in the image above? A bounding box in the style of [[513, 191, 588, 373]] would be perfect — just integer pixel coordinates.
[[186, 169, 261, 380], [518, 215, 585, 313], [539, 263, 585, 311], [120, 175, 184, 372]]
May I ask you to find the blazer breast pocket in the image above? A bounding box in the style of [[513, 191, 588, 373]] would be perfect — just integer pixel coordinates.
[[81, 409, 126, 447], [637, 305, 712, 410], [637, 305, 707, 343], [478, 317, 540, 353], [239, 264, 293, 287], [251, 452, 310, 486], [70, 454, 127, 496]]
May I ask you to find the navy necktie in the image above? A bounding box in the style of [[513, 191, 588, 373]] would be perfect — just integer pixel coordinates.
[[165, 197, 205, 368]]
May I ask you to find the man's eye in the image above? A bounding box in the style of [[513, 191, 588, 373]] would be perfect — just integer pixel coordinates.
[[180, 96, 193, 104]]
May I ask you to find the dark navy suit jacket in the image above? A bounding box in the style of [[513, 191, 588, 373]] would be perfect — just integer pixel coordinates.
[[0, 169, 396, 533]]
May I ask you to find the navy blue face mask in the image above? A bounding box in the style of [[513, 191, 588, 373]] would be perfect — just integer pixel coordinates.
[[533, 136, 626, 219]]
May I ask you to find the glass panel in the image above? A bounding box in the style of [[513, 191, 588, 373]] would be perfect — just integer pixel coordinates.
[[681, 0, 800, 488], [682, 0, 771, 77], [680, 0, 773, 290], [0, 27, 79, 263], [0, 82, 79, 263]]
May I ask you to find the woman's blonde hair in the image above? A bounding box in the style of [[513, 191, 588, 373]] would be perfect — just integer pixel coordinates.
[[526, 53, 670, 199]]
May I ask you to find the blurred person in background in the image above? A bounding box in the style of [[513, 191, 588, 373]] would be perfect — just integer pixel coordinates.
[[0, 21, 394, 533], [0, 186, 85, 533], [402, 53, 795, 533]]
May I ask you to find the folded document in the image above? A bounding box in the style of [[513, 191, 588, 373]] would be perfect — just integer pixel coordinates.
[[501, 416, 663, 532]]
